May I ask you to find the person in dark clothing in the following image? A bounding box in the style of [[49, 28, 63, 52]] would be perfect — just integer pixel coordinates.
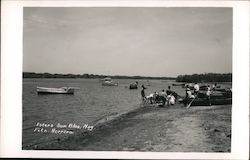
[[166, 86, 172, 95], [141, 85, 146, 102]]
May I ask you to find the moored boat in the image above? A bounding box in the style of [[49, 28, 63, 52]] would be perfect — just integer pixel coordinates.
[[179, 97, 232, 106], [172, 83, 185, 87], [101, 77, 118, 86], [36, 86, 75, 94], [129, 82, 138, 89], [102, 81, 118, 86]]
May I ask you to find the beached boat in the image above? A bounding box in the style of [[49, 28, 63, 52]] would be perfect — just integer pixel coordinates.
[[179, 91, 232, 106], [36, 86, 75, 94], [179, 97, 232, 106], [101, 77, 118, 86]]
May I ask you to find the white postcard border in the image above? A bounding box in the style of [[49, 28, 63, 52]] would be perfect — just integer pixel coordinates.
[[1, 1, 249, 159]]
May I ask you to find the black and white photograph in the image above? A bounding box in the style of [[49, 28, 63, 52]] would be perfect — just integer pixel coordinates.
[[23, 7, 233, 151], [1, 1, 249, 159]]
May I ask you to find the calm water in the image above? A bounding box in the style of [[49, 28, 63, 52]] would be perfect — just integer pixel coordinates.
[[23, 78, 181, 148], [22, 78, 231, 148]]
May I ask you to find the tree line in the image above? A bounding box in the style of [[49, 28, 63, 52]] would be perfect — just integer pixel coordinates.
[[23, 72, 176, 80], [175, 73, 232, 83]]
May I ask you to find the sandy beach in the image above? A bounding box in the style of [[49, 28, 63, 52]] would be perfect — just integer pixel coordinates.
[[37, 103, 231, 152]]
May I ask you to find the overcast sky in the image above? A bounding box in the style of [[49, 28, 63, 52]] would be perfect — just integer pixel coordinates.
[[23, 7, 232, 77]]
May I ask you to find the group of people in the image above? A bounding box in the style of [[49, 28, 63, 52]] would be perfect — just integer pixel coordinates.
[[185, 82, 214, 106], [141, 85, 176, 107], [140, 82, 219, 107]]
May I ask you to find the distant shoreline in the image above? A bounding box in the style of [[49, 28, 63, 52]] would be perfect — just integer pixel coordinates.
[[23, 72, 176, 80], [23, 72, 232, 83]]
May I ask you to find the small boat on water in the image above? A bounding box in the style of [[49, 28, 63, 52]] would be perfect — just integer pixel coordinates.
[[129, 82, 138, 89], [100, 77, 112, 82], [172, 83, 185, 87], [36, 86, 75, 94], [101, 77, 118, 86]]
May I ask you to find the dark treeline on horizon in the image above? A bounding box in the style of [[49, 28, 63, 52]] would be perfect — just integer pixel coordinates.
[[23, 72, 232, 82], [176, 73, 232, 83], [23, 72, 176, 80]]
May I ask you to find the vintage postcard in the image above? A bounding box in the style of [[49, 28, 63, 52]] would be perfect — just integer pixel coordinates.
[[1, 0, 249, 159]]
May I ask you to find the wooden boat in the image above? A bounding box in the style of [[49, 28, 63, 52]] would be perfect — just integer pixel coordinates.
[[179, 97, 232, 106], [100, 77, 112, 82], [101, 78, 118, 86], [129, 82, 138, 89], [179, 90, 232, 106], [102, 81, 118, 86], [199, 85, 221, 91], [172, 83, 185, 87], [36, 86, 75, 94]]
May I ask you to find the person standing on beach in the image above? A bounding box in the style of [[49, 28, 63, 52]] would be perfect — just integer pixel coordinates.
[[212, 83, 217, 91], [141, 85, 146, 102], [206, 85, 212, 106], [194, 82, 199, 95]]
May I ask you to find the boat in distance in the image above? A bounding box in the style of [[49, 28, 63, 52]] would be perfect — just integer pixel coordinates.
[[36, 86, 75, 94], [102, 81, 118, 86], [101, 77, 118, 86]]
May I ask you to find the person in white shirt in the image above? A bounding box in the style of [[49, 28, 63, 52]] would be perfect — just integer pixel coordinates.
[[160, 89, 167, 98], [206, 85, 211, 106], [186, 88, 195, 99], [193, 82, 199, 95], [169, 94, 175, 105]]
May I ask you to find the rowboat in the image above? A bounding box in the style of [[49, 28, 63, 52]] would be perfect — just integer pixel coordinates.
[[102, 81, 118, 86], [179, 97, 232, 106], [101, 77, 118, 86], [179, 91, 232, 106], [172, 83, 185, 87], [36, 86, 75, 94], [129, 83, 138, 89]]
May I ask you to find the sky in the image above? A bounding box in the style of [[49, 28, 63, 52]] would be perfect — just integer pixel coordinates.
[[23, 7, 232, 77]]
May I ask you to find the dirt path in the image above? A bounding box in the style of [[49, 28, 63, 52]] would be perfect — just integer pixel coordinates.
[[38, 104, 231, 152]]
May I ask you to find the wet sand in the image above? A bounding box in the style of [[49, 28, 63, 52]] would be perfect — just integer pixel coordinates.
[[37, 104, 231, 152]]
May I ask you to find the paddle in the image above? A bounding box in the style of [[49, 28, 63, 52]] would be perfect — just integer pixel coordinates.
[[186, 96, 196, 109]]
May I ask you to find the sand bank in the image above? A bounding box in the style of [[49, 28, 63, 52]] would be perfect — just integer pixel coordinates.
[[36, 104, 231, 152]]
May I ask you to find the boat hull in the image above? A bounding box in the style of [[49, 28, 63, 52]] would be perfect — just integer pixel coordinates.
[[180, 97, 232, 106], [102, 81, 118, 86], [129, 84, 138, 89], [36, 87, 74, 94], [172, 83, 185, 86]]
